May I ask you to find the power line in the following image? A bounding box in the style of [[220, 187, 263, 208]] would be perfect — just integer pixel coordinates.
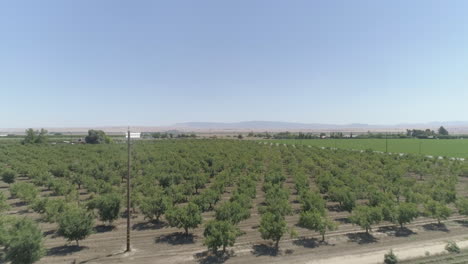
[[126, 127, 131, 252]]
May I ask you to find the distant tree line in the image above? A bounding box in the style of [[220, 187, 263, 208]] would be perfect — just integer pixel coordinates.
[[22, 128, 48, 144], [243, 126, 462, 140], [85, 130, 112, 144], [144, 132, 197, 139], [247, 132, 272, 138]]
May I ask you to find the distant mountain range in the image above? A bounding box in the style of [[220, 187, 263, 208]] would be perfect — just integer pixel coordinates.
[[3, 121, 468, 134], [173, 121, 468, 132], [174, 121, 373, 130]]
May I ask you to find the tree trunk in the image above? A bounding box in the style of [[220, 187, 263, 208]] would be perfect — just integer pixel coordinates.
[[365, 227, 369, 234], [275, 239, 279, 251], [322, 233, 325, 242], [76, 240, 80, 247], [184, 227, 189, 236], [222, 245, 226, 253]]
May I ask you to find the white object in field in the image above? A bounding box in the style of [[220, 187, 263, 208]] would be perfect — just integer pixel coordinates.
[[125, 132, 141, 139]]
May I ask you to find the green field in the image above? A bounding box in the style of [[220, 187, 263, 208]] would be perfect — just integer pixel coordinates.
[[266, 138, 468, 158]]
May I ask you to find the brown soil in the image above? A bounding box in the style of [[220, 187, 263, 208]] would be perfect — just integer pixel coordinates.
[[3, 175, 468, 264]]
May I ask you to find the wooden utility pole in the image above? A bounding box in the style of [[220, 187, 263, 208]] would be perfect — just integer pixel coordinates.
[[385, 133, 388, 153], [126, 127, 131, 252]]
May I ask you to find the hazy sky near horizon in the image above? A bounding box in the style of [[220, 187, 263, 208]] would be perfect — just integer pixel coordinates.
[[1, 0, 468, 128]]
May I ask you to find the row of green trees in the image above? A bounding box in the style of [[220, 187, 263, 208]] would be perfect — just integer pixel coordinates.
[[0, 138, 466, 261]]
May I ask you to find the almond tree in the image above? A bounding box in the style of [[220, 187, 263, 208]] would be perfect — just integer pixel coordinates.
[[299, 210, 337, 242], [166, 202, 202, 235], [57, 204, 94, 246]]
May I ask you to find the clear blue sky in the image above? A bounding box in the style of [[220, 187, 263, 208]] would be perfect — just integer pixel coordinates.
[[1, 0, 468, 128]]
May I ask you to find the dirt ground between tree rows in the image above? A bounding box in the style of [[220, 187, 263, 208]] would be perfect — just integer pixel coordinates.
[[3, 176, 468, 264]]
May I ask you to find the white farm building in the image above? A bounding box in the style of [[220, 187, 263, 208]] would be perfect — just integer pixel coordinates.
[[125, 132, 141, 139]]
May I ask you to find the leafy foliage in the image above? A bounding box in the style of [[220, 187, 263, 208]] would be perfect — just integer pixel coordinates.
[[259, 212, 288, 250], [88, 193, 121, 225], [138, 186, 172, 222], [203, 220, 238, 253], [22, 128, 48, 144], [424, 199, 451, 225], [0, 191, 10, 212], [384, 249, 398, 264], [215, 201, 250, 224], [1, 169, 16, 184], [445, 241, 461, 254], [85, 129, 111, 144], [299, 210, 337, 241], [350, 205, 382, 234], [57, 204, 94, 246], [166, 202, 202, 235], [1, 217, 45, 264]]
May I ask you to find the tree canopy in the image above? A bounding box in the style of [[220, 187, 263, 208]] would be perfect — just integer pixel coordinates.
[[438, 126, 449, 136], [166, 202, 202, 235], [203, 220, 238, 253], [85, 130, 111, 144], [22, 128, 48, 144], [57, 204, 94, 246], [0, 217, 45, 264]]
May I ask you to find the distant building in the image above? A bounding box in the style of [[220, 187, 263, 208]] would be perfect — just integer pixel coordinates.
[[125, 132, 141, 139]]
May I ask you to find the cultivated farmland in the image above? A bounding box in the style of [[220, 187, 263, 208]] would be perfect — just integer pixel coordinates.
[[1, 139, 468, 263], [269, 138, 468, 159]]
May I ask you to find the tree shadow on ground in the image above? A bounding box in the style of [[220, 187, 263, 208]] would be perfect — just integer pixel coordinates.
[[455, 220, 468, 228], [94, 225, 115, 233], [251, 244, 278, 257], [327, 204, 343, 212], [47, 245, 87, 256], [335, 217, 351, 224], [155, 232, 195, 245], [291, 199, 300, 204], [12, 201, 26, 207], [17, 209, 30, 215], [194, 250, 232, 264], [292, 237, 321, 248], [132, 221, 166, 231], [346, 232, 378, 244], [422, 223, 449, 232], [120, 211, 138, 219], [43, 229, 56, 237], [79, 250, 126, 264], [377, 226, 416, 237]]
